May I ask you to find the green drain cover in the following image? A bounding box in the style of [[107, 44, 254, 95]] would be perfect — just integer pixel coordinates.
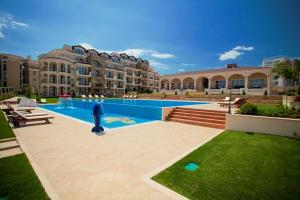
[[184, 162, 199, 171]]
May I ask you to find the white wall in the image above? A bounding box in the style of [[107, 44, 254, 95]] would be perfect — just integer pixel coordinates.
[[226, 114, 300, 137]]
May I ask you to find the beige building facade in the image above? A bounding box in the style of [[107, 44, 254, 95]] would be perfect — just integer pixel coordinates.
[[160, 65, 275, 95], [0, 54, 25, 95], [39, 45, 160, 97]]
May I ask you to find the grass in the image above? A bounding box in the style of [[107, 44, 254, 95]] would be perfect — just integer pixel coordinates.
[[0, 154, 49, 200], [0, 111, 15, 139], [43, 98, 59, 103], [153, 131, 300, 200]]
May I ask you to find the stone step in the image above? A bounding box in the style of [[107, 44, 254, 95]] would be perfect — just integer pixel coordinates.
[[174, 109, 226, 116], [175, 107, 227, 114], [0, 140, 20, 151], [171, 114, 225, 124], [172, 111, 226, 120], [169, 118, 225, 129], [0, 137, 16, 143], [0, 147, 23, 158]]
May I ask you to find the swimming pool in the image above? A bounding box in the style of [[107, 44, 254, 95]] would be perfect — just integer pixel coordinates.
[[41, 99, 207, 129]]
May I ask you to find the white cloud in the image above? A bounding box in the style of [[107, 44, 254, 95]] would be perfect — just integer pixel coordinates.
[[219, 50, 244, 61], [80, 42, 96, 50], [178, 68, 185, 72], [219, 45, 254, 61], [151, 53, 175, 59], [0, 13, 29, 38], [79, 42, 174, 59], [233, 46, 254, 51], [181, 63, 196, 66], [149, 59, 170, 70], [120, 48, 149, 58]]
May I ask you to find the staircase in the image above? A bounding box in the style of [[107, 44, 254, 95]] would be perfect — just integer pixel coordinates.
[[0, 138, 23, 158], [168, 107, 226, 129]]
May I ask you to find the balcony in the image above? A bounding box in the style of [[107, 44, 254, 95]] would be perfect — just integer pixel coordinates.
[[41, 79, 48, 84], [49, 79, 57, 84], [116, 76, 124, 81], [58, 81, 67, 84], [76, 82, 91, 87], [105, 75, 114, 79], [77, 71, 91, 77], [116, 84, 124, 89]]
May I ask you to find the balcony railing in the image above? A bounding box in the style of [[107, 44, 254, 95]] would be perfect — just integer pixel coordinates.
[[59, 81, 66, 84], [49, 79, 57, 84], [77, 71, 91, 76], [76, 82, 91, 87], [105, 75, 114, 79]]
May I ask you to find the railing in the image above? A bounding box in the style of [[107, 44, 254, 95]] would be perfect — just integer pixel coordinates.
[[77, 71, 91, 76], [49, 67, 57, 72], [59, 81, 66, 84], [105, 75, 114, 79], [76, 82, 91, 87]]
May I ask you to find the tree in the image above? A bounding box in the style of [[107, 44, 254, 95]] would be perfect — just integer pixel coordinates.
[[293, 59, 300, 94], [272, 61, 296, 108]]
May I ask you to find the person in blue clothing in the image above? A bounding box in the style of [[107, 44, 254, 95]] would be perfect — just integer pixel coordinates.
[[91, 103, 105, 135]]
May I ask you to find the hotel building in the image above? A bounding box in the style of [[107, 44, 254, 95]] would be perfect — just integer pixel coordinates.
[[38, 45, 159, 97], [160, 64, 275, 95]]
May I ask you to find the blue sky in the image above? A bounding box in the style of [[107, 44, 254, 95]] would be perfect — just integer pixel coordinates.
[[0, 0, 299, 74]]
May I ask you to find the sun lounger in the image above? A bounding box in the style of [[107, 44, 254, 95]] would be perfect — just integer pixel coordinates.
[[2, 104, 35, 115], [133, 95, 137, 98], [100, 95, 105, 98], [122, 95, 126, 98], [24, 112, 50, 117], [88, 95, 93, 98], [129, 95, 133, 98], [40, 98, 47, 104], [81, 95, 87, 98], [8, 111, 54, 127], [94, 95, 99, 98], [218, 98, 246, 108], [223, 96, 230, 101]]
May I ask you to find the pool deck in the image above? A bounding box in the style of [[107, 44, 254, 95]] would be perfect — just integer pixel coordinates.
[[13, 107, 222, 200]]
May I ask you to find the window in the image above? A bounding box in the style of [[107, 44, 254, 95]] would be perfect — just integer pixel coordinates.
[[74, 47, 84, 55], [60, 64, 66, 72], [250, 79, 265, 88], [67, 65, 71, 73], [232, 79, 244, 89], [216, 80, 226, 89], [92, 60, 100, 67]]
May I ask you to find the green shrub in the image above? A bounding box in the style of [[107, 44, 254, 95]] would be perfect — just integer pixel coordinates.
[[286, 90, 296, 96], [0, 92, 16, 101], [239, 103, 258, 115]]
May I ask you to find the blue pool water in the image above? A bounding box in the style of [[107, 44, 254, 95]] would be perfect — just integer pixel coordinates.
[[41, 99, 207, 129]]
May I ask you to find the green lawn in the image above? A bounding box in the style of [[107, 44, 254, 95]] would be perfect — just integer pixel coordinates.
[[153, 131, 300, 200], [43, 98, 58, 104], [0, 111, 15, 139], [0, 154, 49, 200]]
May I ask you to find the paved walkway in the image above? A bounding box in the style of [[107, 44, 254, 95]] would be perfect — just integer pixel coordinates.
[[14, 109, 222, 200]]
